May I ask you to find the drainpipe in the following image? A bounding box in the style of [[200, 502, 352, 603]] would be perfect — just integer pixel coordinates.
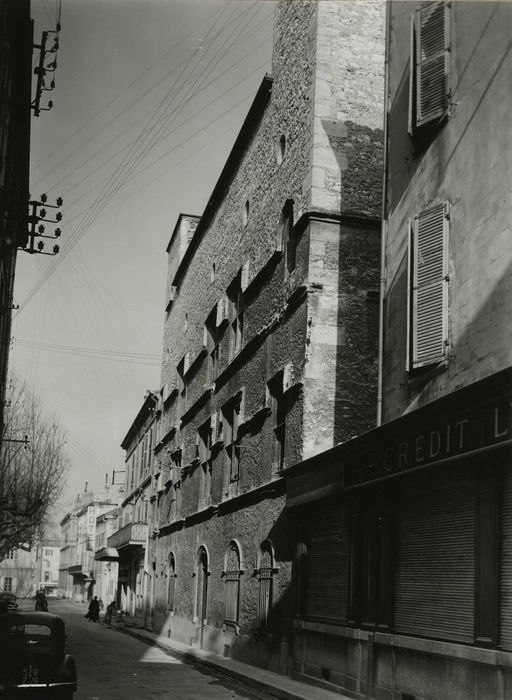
[[377, 0, 392, 427]]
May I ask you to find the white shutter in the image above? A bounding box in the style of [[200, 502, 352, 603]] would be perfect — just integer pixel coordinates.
[[411, 202, 449, 368], [241, 261, 250, 292], [216, 295, 229, 326], [415, 1, 450, 126], [283, 363, 293, 392]]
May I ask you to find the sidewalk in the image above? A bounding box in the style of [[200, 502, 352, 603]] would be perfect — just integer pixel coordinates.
[[112, 620, 351, 700]]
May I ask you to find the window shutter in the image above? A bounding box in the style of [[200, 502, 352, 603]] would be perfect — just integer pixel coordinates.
[[411, 202, 449, 368], [415, 1, 450, 127], [241, 261, 250, 292], [282, 363, 293, 392], [216, 295, 229, 326]]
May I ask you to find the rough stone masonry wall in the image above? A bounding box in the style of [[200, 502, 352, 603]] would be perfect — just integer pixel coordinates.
[[309, 0, 384, 215], [153, 0, 384, 667], [302, 1, 384, 457]]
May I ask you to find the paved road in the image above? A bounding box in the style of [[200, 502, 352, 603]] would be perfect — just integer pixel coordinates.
[[23, 599, 270, 700]]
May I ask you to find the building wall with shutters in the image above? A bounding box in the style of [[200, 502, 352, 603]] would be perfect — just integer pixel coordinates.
[[383, 1, 512, 422]]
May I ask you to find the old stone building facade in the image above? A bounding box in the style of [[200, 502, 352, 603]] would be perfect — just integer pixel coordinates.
[[146, 0, 384, 676]]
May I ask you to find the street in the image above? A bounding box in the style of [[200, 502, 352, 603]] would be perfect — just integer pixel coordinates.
[[19, 600, 271, 700]]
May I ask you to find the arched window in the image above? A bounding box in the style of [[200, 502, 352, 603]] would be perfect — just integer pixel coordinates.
[[195, 546, 209, 630], [257, 541, 275, 627], [167, 552, 176, 611], [224, 541, 243, 625]]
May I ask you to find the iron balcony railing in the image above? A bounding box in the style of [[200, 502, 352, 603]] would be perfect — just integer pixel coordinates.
[[107, 521, 148, 550]]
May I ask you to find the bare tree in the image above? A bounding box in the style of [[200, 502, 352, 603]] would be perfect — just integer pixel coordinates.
[[0, 376, 69, 559]]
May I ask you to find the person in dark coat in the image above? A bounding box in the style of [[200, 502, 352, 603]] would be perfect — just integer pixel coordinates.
[[87, 596, 100, 622]]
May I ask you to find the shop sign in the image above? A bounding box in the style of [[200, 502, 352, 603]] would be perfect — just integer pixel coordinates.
[[347, 398, 512, 487]]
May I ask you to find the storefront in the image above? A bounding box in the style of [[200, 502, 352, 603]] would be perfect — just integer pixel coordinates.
[[286, 368, 512, 699]]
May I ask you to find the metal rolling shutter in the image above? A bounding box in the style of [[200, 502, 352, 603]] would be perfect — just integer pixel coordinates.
[[500, 470, 512, 649], [305, 502, 349, 624], [395, 467, 475, 643]]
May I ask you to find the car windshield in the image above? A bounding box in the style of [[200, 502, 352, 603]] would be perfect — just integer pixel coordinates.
[[9, 624, 52, 637]]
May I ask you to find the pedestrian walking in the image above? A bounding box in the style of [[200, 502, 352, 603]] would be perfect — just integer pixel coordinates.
[[86, 596, 100, 622], [104, 601, 115, 628]]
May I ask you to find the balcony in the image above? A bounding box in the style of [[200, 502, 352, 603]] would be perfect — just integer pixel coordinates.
[[107, 522, 148, 551]]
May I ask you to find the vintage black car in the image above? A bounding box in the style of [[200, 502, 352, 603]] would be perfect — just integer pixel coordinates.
[[0, 612, 76, 698], [0, 592, 18, 613]]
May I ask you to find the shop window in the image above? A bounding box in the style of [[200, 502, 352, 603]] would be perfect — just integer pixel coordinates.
[[409, 1, 450, 135], [167, 552, 177, 611], [257, 541, 275, 627], [299, 503, 350, 625], [224, 541, 242, 626], [227, 271, 244, 360], [281, 199, 296, 274], [348, 499, 395, 630], [408, 202, 449, 371]]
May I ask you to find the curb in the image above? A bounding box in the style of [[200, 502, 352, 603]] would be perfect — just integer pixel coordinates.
[[113, 623, 338, 700]]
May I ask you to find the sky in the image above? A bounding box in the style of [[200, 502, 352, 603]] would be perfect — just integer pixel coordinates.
[[11, 0, 275, 513]]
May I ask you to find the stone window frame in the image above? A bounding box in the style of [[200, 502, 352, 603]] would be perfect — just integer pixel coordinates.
[[256, 540, 278, 628], [223, 540, 244, 629], [167, 551, 177, 612]]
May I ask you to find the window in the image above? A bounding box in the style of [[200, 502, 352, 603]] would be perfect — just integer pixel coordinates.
[[198, 418, 213, 509], [170, 481, 181, 522], [409, 1, 450, 133], [177, 355, 188, 417], [222, 394, 243, 496], [242, 199, 250, 226], [227, 272, 244, 359], [44, 571, 50, 582], [44, 549, 52, 556], [281, 199, 296, 274], [257, 542, 275, 627], [267, 368, 292, 475], [224, 542, 242, 625], [4, 577, 12, 592], [277, 134, 286, 165], [408, 202, 449, 370], [205, 308, 220, 383], [7, 549, 15, 559], [167, 553, 177, 611], [348, 497, 394, 630]]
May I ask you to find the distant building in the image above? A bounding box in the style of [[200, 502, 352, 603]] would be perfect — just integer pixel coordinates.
[[107, 391, 157, 624], [93, 508, 120, 607], [35, 540, 61, 597], [0, 547, 37, 598], [59, 489, 120, 602]]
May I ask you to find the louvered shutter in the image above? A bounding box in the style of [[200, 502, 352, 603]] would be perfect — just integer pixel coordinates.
[[305, 502, 349, 624], [500, 469, 512, 649], [395, 467, 475, 643], [411, 202, 449, 368], [415, 1, 450, 126]]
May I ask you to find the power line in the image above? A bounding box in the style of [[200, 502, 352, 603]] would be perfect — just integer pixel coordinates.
[[19, 5, 266, 313]]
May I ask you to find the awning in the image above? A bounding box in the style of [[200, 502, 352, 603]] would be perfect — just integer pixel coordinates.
[[94, 547, 119, 561]]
